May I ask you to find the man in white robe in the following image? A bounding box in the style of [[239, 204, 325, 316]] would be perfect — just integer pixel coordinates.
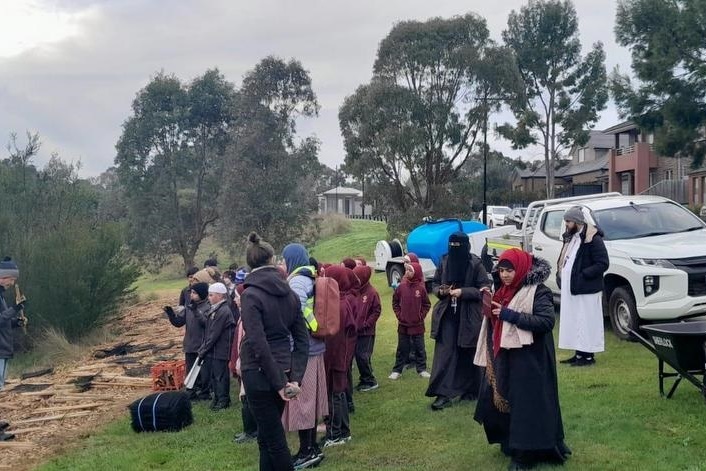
[[557, 206, 609, 367]]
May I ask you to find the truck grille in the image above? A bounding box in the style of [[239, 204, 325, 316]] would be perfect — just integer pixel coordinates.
[[669, 256, 706, 296]]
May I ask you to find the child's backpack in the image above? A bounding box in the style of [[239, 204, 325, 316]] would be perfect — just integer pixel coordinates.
[[311, 272, 341, 339], [290, 267, 340, 339]]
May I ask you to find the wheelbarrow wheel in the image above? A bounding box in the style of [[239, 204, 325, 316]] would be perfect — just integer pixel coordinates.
[[609, 287, 638, 341]]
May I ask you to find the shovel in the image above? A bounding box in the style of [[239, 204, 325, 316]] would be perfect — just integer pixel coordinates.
[[184, 359, 203, 390]]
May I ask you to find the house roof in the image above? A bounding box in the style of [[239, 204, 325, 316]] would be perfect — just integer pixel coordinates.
[[320, 186, 362, 196], [514, 155, 608, 180], [558, 155, 609, 177], [603, 120, 637, 135]]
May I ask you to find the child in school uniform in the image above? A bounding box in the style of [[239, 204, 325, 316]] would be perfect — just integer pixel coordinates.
[[352, 265, 381, 392], [197, 282, 235, 411], [390, 262, 431, 379], [165, 282, 211, 400]]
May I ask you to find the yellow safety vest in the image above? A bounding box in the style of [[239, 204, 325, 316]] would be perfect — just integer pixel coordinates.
[[288, 266, 318, 333]]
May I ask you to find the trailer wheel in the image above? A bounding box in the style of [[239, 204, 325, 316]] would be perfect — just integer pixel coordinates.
[[388, 264, 405, 288], [608, 287, 638, 341]]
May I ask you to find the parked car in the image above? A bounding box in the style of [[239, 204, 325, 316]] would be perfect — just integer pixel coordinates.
[[478, 205, 512, 228], [504, 207, 527, 228], [486, 193, 706, 340]]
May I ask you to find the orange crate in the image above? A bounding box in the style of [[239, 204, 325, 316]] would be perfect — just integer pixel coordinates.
[[150, 360, 186, 391]]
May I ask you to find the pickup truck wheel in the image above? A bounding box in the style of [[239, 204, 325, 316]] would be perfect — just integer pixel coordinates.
[[388, 264, 405, 288], [608, 287, 638, 341]]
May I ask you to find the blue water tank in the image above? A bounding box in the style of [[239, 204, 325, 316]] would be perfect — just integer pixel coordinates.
[[406, 220, 488, 267]]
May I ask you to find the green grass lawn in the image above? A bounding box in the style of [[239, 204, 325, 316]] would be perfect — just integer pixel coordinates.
[[37, 221, 706, 470]]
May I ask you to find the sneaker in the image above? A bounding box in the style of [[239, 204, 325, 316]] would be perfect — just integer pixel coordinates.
[[358, 382, 379, 392], [233, 432, 257, 444], [293, 449, 324, 469], [388, 372, 401, 380], [323, 436, 352, 448], [418, 371, 431, 378]]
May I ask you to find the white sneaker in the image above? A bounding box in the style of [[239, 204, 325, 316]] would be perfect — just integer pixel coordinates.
[[323, 436, 352, 448], [388, 372, 401, 380], [419, 371, 431, 378]]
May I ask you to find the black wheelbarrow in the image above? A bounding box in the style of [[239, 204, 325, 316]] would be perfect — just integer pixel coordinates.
[[630, 321, 706, 400]]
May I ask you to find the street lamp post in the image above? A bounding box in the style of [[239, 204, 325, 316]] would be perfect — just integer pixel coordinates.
[[482, 104, 488, 227]]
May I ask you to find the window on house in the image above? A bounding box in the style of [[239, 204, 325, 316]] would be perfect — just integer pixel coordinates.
[[578, 148, 586, 163], [649, 172, 657, 187], [665, 169, 674, 181], [647, 133, 655, 145], [702, 177, 706, 205]]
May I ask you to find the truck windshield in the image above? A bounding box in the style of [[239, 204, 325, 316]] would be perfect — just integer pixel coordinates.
[[493, 207, 510, 215], [593, 202, 705, 241]]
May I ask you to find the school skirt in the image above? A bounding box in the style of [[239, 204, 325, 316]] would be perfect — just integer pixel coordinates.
[[282, 353, 328, 432]]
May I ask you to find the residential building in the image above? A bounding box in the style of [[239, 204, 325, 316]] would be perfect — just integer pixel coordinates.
[[318, 186, 373, 217]]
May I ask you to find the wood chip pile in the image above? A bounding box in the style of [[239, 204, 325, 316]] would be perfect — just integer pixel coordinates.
[[0, 296, 183, 470]]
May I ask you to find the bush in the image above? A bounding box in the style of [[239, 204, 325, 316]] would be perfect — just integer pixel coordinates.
[[14, 222, 140, 341], [299, 213, 352, 247]]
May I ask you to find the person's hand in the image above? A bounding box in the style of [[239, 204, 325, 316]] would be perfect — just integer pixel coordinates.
[[450, 288, 463, 298], [16, 316, 27, 327], [279, 382, 301, 401], [491, 301, 502, 317], [480, 287, 491, 293], [163, 306, 174, 316]]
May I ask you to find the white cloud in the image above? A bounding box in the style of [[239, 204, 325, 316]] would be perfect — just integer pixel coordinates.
[[0, 0, 632, 176]]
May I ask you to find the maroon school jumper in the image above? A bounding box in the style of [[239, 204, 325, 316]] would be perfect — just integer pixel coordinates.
[[392, 263, 431, 336], [323, 266, 356, 393]]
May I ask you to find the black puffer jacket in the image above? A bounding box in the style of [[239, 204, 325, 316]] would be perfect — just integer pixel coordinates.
[[239, 266, 309, 391], [0, 286, 21, 359], [557, 223, 609, 295]]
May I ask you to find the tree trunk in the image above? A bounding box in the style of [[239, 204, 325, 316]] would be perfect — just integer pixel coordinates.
[[182, 253, 196, 272]]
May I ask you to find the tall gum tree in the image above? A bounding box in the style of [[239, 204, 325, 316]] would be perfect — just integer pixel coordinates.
[[115, 69, 236, 269], [612, 0, 706, 166], [500, 0, 608, 198], [339, 14, 521, 217]]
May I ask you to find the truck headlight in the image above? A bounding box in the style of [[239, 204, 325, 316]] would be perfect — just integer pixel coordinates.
[[631, 258, 676, 269], [643, 275, 660, 296]]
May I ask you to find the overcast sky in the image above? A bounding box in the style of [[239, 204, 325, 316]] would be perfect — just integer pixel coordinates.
[[0, 0, 631, 176]]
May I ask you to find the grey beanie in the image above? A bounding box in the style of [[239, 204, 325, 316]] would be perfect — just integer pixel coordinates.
[[0, 257, 19, 279], [564, 206, 585, 224]]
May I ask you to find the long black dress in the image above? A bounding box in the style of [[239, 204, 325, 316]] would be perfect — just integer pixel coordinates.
[[426, 254, 490, 400], [474, 259, 569, 466]]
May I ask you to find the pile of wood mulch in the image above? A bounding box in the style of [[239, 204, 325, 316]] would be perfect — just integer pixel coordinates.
[[0, 296, 184, 470]]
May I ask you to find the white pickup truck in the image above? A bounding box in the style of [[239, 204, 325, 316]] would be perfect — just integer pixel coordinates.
[[487, 192, 706, 340]]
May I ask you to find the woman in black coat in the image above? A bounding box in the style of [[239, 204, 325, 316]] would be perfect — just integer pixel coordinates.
[[474, 248, 571, 471], [239, 233, 309, 471]]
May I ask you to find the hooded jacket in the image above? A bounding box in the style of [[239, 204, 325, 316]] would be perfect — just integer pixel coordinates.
[[557, 223, 609, 295], [167, 298, 209, 354], [323, 266, 356, 375], [239, 266, 309, 390], [393, 263, 431, 336], [198, 298, 235, 361], [0, 286, 21, 359], [353, 266, 382, 336]]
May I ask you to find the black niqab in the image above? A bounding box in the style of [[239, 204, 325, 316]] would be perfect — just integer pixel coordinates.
[[446, 231, 470, 284]]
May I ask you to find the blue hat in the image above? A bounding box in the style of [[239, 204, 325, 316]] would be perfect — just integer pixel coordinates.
[[234, 269, 248, 284], [0, 257, 19, 279]]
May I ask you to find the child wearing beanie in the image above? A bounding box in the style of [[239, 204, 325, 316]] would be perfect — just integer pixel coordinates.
[[164, 282, 212, 400]]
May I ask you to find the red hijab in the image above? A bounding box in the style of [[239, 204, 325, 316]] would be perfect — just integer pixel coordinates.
[[405, 253, 419, 263], [491, 248, 533, 357]]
